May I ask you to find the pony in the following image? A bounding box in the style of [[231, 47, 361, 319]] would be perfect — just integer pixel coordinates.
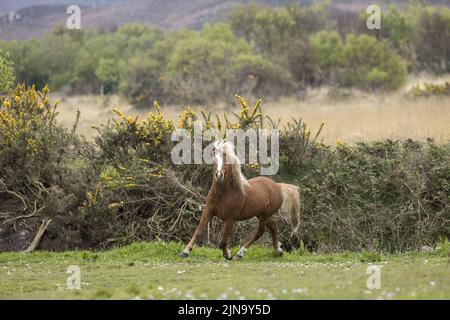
[[180, 140, 301, 260]]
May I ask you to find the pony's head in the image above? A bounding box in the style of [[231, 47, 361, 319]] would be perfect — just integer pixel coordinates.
[[213, 140, 249, 192], [212, 140, 230, 183]]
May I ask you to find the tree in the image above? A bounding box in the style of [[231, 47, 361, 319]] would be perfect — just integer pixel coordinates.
[[286, 38, 315, 87], [412, 7, 450, 73], [338, 34, 407, 91], [0, 40, 49, 89], [119, 55, 166, 108], [310, 31, 343, 84], [164, 23, 294, 104], [359, 6, 416, 70], [0, 49, 15, 94], [229, 3, 328, 58], [95, 58, 119, 95], [43, 27, 85, 90], [72, 32, 121, 93]]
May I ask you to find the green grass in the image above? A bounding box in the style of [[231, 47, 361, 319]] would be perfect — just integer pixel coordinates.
[[0, 242, 449, 300]]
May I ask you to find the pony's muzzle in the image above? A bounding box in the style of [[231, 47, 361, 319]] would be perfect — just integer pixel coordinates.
[[215, 171, 224, 183]]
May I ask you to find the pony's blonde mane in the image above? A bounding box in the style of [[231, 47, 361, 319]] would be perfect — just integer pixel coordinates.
[[215, 141, 249, 194]]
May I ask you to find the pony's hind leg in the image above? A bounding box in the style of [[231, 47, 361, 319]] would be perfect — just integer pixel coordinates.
[[266, 218, 283, 256], [235, 217, 267, 259], [219, 220, 235, 260]]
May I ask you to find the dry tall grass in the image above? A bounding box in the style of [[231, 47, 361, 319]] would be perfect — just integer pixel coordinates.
[[266, 93, 450, 144], [53, 75, 450, 145]]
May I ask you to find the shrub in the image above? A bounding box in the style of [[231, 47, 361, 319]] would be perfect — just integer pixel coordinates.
[[95, 58, 119, 95], [0, 84, 95, 251], [0, 84, 65, 186], [119, 55, 168, 108], [164, 23, 293, 104], [281, 139, 450, 252], [338, 34, 407, 91], [310, 31, 343, 83], [412, 7, 450, 73], [0, 49, 15, 94], [409, 82, 450, 97]]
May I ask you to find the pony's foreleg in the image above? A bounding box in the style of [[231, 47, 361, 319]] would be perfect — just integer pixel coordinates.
[[266, 218, 283, 256], [180, 208, 212, 258], [219, 220, 235, 260], [235, 218, 267, 259]]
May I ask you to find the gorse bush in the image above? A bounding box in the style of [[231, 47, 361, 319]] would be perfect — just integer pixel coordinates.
[[0, 85, 449, 252], [0, 85, 95, 250], [409, 82, 450, 97], [0, 84, 62, 185]]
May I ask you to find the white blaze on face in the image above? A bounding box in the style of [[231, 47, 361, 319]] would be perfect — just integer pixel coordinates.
[[216, 152, 223, 173]]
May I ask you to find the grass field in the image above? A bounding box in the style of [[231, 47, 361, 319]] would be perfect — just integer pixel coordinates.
[[0, 242, 449, 300]]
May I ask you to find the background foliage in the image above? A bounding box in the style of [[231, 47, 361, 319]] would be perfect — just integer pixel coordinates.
[[1, 3, 449, 105]]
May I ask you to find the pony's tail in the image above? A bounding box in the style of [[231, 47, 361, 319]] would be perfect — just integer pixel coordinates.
[[278, 183, 301, 237]]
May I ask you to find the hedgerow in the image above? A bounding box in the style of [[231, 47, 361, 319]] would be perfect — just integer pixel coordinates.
[[0, 85, 448, 252]]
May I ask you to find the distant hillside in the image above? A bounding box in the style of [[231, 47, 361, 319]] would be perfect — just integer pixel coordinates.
[[0, 0, 448, 41], [1, 0, 233, 40]]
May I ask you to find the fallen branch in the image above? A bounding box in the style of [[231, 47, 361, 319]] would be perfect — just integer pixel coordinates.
[[22, 218, 52, 253]]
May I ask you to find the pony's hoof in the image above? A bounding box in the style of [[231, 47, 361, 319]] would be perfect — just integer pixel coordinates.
[[233, 255, 243, 260], [179, 251, 189, 258], [224, 255, 232, 261], [276, 250, 283, 257]]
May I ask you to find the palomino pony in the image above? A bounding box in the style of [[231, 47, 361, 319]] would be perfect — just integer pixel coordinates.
[[180, 141, 301, 260]]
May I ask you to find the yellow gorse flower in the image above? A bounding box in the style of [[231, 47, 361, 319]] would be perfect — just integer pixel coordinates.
[[1, 84, 58, 156], [104, 95, 267, 154], [336, 139, 352, 151], [178, 107, 197, 129], [234, 95, 263, 129], [111, 101, 174, 146]]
